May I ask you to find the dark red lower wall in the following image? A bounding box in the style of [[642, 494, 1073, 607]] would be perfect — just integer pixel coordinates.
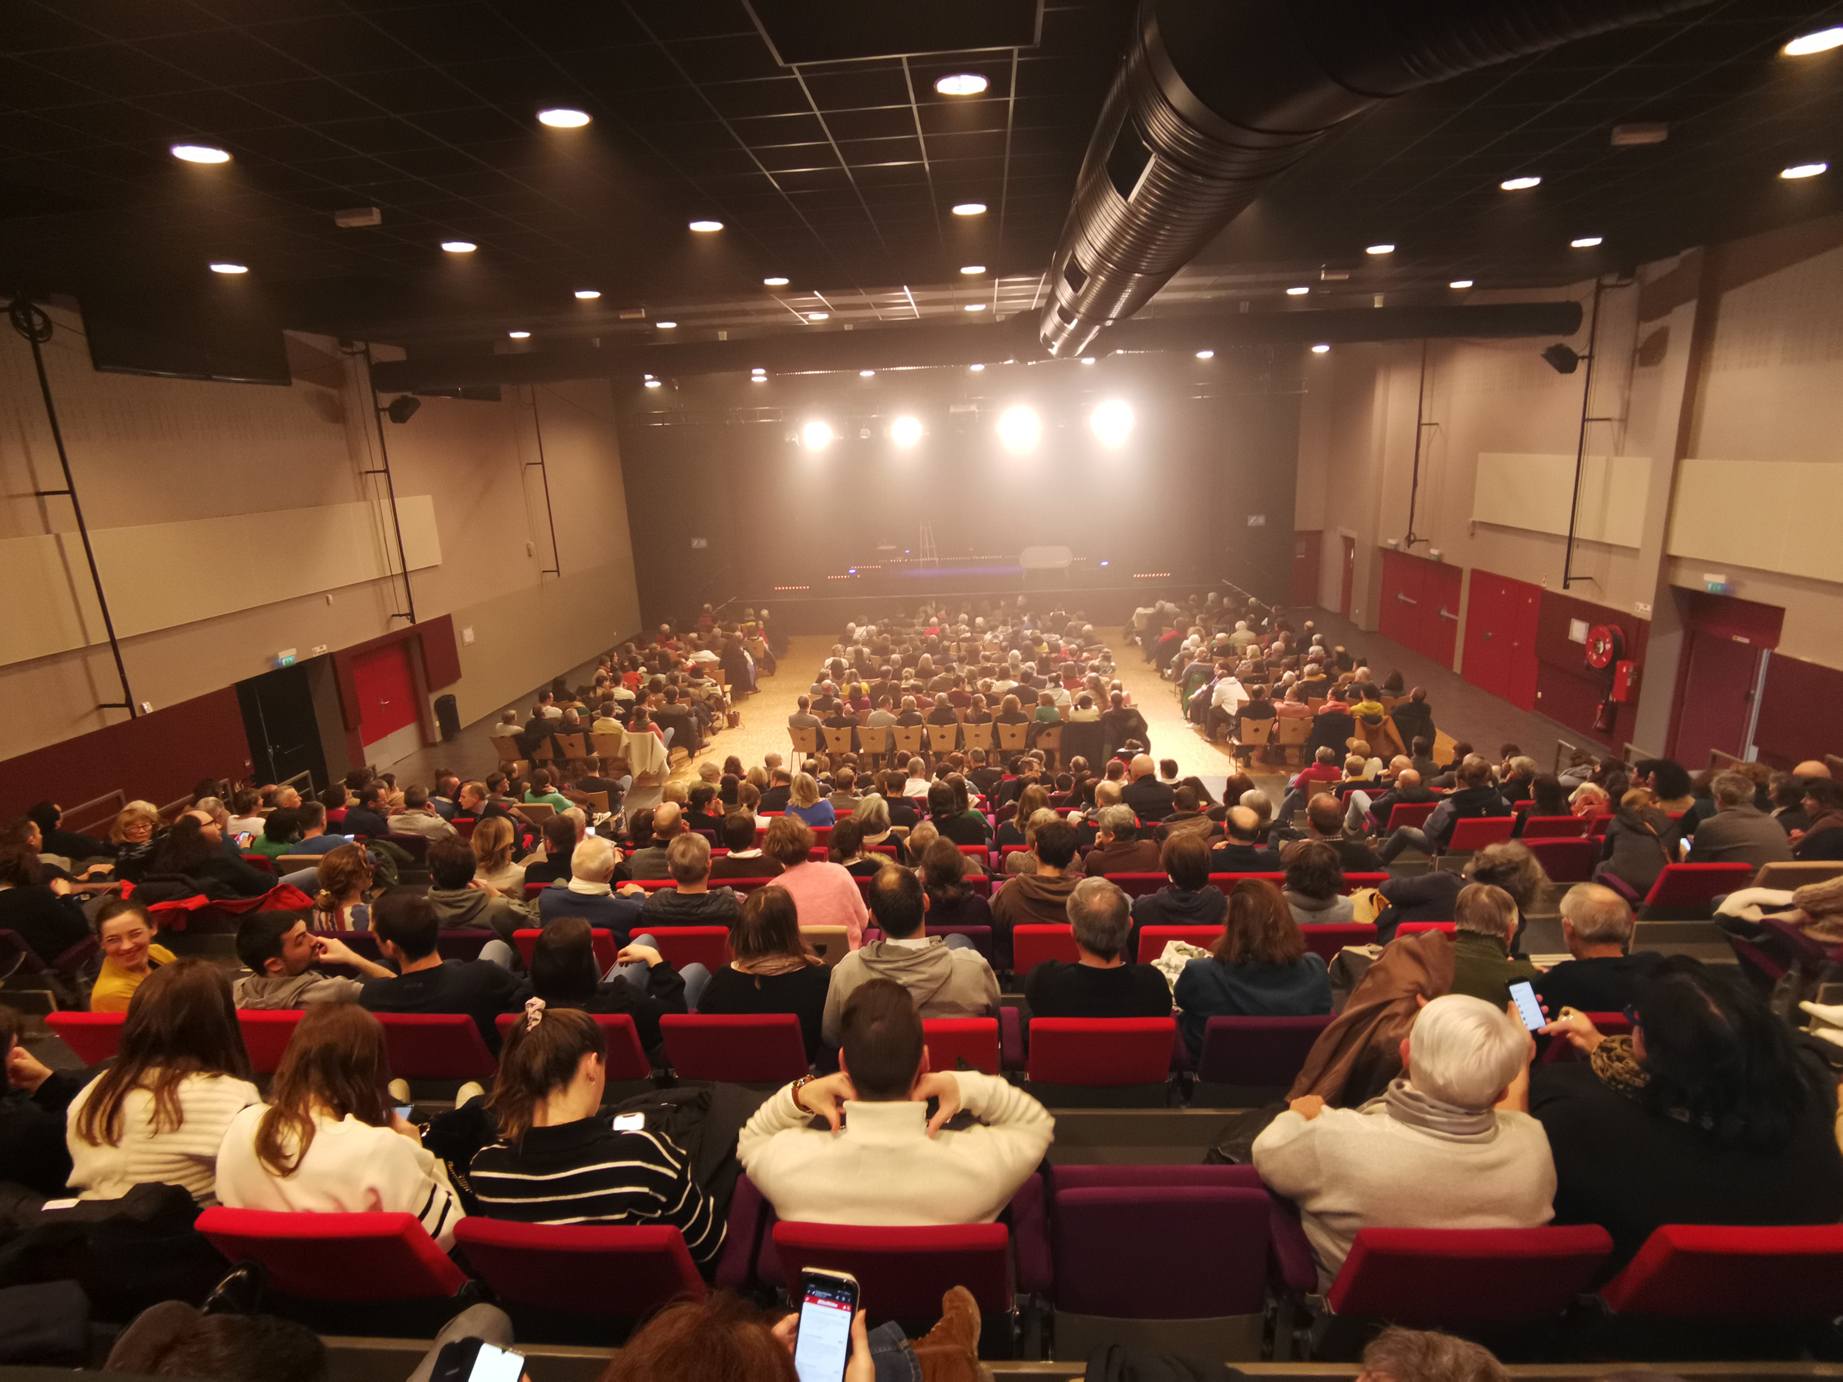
[[1531, 590, 1651, 752], [0, 688, 251, 823], [1754, 651, 1843, 770]]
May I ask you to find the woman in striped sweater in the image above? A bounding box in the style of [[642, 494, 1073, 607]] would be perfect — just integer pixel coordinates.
[[468, 1001, 724, 1265]]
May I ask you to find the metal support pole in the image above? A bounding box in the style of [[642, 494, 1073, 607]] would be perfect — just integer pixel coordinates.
[[524, 386, 561, 578], [7, 297, 136, 715], [1561, 279, 1606, 589], [361, 343, 418, 625], [1402, 339, 1435, 550]]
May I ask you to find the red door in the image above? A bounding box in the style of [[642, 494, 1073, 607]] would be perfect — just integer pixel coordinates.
[[1338, 536, 1356, 618], [1293, 531, 1322, 607], [1378, 549, 1425, 650], [1503, 581, 1542, 711], [1668, 632, 1760, 768], [350, 643, 418, 747], [1463, 573, 1509, 700], [1424, 562, 1462, 669]]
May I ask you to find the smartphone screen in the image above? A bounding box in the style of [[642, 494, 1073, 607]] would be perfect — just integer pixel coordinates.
[[792, 1270, 858, 1382], [611, 1112, 645, 1131], [235, 832, 253, 848], [1508, 980, 1546, 1032], [394, 1104, 414, 1120], [468, 1343, 524, 1382]]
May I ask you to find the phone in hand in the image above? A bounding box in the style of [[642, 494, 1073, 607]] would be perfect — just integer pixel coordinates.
[[792, 1268, 859, 1382], [429, 1338, 524, 1382], [234, 832, 254, 848], [1508, 980, 1546, 1033]]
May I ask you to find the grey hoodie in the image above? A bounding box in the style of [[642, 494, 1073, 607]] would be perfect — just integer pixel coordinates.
[[821, 938, 1001, 1045], [426, 886, 526, 945]]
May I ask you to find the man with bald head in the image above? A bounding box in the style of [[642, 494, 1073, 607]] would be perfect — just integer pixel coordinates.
[[1795, 760, 1833, 782], [628, 801, 684, 880], [1378, 754, 1510, 863], [1346, 760, 1435, 835], [1533, 883, 1659, 1013], [1210, 805, 1280, 872], [1121, 753, 1176, 823], [1390, 685, 1435, 747]]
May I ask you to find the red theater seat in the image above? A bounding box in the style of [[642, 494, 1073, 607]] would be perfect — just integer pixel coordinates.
[[452, 1219, 705, 1319], [238, 1009, 305, 1074], [1012, 924, 1079, 972], [1598, 1223, 1843, 1320], [650, 926, 731, 974], [1446, 817, 1516, 852], [1641, 862, 1755, 915], [772, 1220, 1012, 1322], [46, 1011, 125, 1064], [1137, 924, 1221, 964], [195, 1208, 469, 1301], [1103, 872, 1168, 898], [1327, 1226, 1613, 1326], [922, 1017, 1000, 1075], [659, 1013, 808, 1082], [497, 1011, 654, 1079], [1396, 921, 1455, 936], [1027, 1018, 1176, 1087], [373, 1013, 497, 1079], [1300, 923, 1376, 964], [1521, 815, 1589, 839], [1525, 836, 1599, 883], [1384, 801, 1437, 832], [513, 928, 619, 974]]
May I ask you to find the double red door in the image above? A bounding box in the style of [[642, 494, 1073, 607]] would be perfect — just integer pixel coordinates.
[[350, 642, 418, 747], [1377, 549, 1461, 669], [1463, 569, 1542, 711]]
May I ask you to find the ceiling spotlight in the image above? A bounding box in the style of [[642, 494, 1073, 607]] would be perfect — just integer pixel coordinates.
[[1500, 175, 1542, 190], [574, 289, 601, 300], [859, 369, 875, 377], [1080, 357, 1096, 365], [441, 240, 477, 253], [751, 374, 767, 383], [964, 303, 986, 312], [1782, 162, 1828, 179], [1450, 279, 1474, 289], [171, 143, 229, 163], [689, 219, 723, 232], [951, 202, 987, 216], [935, 73, 988, 96], [969, 363, 985, 372], [537, 108, 590, 128], [764, 276, 790, 286], [657, 320, 677, 329], [644, 379, 662, 388], [1195, 349, 1214, 359], [1541, 343, 1582, 374], [801, 420, 834, 450], [508, 330, 530, 339], [1365, 243, 1394, 255], [1311, 343, 1331, 354], [1785, 26, 1843, 56], [1089, 399, 1134, 447], [960, 264, 986, 275], [807, 311, 829, 321], [1570, 236, 1603, 248], [1285, 286, 1309, 296], [890, 415, 923, 447], [208, 262, 248, 274], [997, 406, 1040, 452], [751, 366, 766, 374]]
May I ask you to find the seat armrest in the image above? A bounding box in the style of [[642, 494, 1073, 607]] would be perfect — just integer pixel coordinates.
[[1000, 1006, 1024, 1071], [715, 1174, 766, 1292], [1266, 1192, 1317, 1294], [1005, 1173, 1052, 1296]]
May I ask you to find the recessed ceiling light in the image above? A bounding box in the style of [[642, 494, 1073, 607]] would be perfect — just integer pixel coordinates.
[[1785, 26, 1843, 56], [656, 320, 677, 329], [752, 367, 766, 374], [1285, 286, 1309, 296], [969, 363, 985, 372], [208, 262, 247, 274], [1500, 175, 1542, 190], [807, 311, 829, 321], [935, 74, 988, 96], [1450, 279, 1474, 289], [1195, 349, 1214, 359], [1311, 343, 1331, 354], [960, 264, 986, 275], [1570, 236, 1603, 248], [573, 289, 600, 300], [171, 144, 229, 163], [644, 379, 662, 388], [951, 202, 987, 216], [1366, 243, 1394, 255], [1782, 161, 1829, 179], [537, 108, 590, 128], [508, 330, 530, 339], [964, 303, 986, 312], [859, 369, 874, 377], [689, 219, 723, 232], [764, 276, 789, 286], [441, 240, 476, 253], [1080, 357, 1096, 365], [751, 374, 767, 382]]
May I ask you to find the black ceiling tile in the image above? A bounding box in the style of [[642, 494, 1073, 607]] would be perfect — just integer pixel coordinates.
[[364, 4, 528, 67], [664, 31, 783, 84], [839, 134, 925, 164], [242, 13, 418, 78], [772, 166, 855, 193], [309, 116, 446, 156], [623, 0, 757, 44], [0, 112, 100, 156], [923, 130, 1008, 162], [822, 105, 917, 141], [407, 104, 532, 145], [288, 151, 417, 186], [704, 76, 812, 120], [550, 43, 682, 93], [328, 65, 479, 114], [728, 110, 827, 145], [646, 120, 741, 156], [917, 97, 1010, 135], [136, 27, 315, 86], [800, 66, 911, 111], [4, 4, 117, 54], [488, 1, 651, 51], [50, 142, 167, 180], [850, 161, 930, 189], [675, 145, 765, 178], [224, 123, 355, 163], [602, 83, 716, 125], [753, 142, 840, 172]]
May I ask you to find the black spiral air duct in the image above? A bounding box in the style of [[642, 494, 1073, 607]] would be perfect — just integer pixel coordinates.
[[1040, 0, 1713, 356]]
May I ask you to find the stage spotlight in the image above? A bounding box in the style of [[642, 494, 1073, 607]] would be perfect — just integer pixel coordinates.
[[802, 420, 835, 450], [441, 240, 476, 253], [1450, 279, 1474, 289], [969, 363, 985, 372], [644, 379, 662, 388], [1365, 243, 1394, 255], [960, 264, 986, 275], [1785, 26, 1843, 55], [764, 276, 790, 286], [1080, 357, 1096, 365], [997, 406, 1040, 452], [1570, 236, 1603, 248], [507, 330, 530, 339], [952, 202, 987, 216], [1195, 349, 1214, 359], [1541, 343, 1582, 374], [1285, 286, 1309, 296], [1090, 399, 1134, 447], [859, 369, 874, 377], [384, 396, 420, 424], [657, 320, 677, 328], [891, 415, 923, 447], [807, 311, 829, 321]]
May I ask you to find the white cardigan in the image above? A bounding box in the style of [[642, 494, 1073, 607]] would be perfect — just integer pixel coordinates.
[[215, 1105, 462, 1248], [737, 1071, 1054, 1226], [67, 1071, 261, 1206]]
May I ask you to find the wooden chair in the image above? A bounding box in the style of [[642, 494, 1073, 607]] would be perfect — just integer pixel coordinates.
[[799, 926, 852, 967], [554, 732, 588, 765], [1306, 698, 1326, 716], [1035, 725, 1063, 770], [515, 802, 556, 827], [858, 725, 890, 768], [592, 730, 626, 762], [584, 791, 610, 816], [276, 854, 322, 875], [996, 722, 1030, 756], [962, 721, 994, 755], [492, 736, 522, 765], [1231, 718, 1272, 766], [892, 726, 925, 763], [1272, 716, 1312, 766], [822, 726, 855, 757], [927, 724, 958, 758], [789, 725, 818, 769]]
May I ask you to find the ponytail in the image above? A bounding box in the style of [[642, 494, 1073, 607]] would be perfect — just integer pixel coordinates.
[[487, 1002, 604, 1143]]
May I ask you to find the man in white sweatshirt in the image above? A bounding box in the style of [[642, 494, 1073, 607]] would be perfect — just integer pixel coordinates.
[[738, 978, 1053, 1226], [1251, 993, 1556, 1289]]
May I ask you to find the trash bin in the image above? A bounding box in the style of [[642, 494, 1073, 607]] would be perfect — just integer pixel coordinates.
[[435, 693, 461, 741]]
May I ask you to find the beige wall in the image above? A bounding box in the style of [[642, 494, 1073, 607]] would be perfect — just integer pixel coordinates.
[[0, 304, 640, 761]]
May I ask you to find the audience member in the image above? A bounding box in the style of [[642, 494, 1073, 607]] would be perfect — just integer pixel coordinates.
[[1084, 805, 1163, 875], [233, 911, 391, 1008], [1378, 755, 1511, 862], [989, 819, 1082, 956], [1209, 805, 1281, 873], [1595, 787, 1677, 899], [640, 833, 741, 928], [1360, 1328, 1508, 1382], [697, 886, 832, 1059], [1687, 770, 1795, 868], [1448, 883, 1539, 1006], [1532, 883, 1659, 1013], [1130, 832, 1228, 935], [0, 1004, 83, 1197], [710, 811, 781, 879], [917, 839, 997, 930], [760, 816, 868, 947], [358, 890, 521, 1050], [1282, 841, 1352, 926], [310, 844, 375, 931], [785, 773, 836, 828], [149, 815, 275, 898], [89, 899, 175, 1013], [1285, 795, 1385, 872], [1025, 877, 1170, 1019], [517, 917, 698, 1051], [469, 816, 526, 895], [1120, 754, 1176, 822], [1174, 879, 1332, 1059], [536, 836, 645, 943], [1795, 780, 1843, 860]]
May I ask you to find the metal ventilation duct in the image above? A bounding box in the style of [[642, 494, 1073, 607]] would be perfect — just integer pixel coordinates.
[[1039, 0, 1713, 356]]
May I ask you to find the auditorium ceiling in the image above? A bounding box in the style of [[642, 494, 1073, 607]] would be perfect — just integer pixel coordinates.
[[1, 0, 1840, 352]]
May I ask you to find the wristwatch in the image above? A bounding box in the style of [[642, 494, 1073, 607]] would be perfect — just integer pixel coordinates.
[[790, 1073, 817, 1115]]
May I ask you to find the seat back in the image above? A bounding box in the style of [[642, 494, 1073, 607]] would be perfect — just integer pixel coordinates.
[[1446, 816, 1516, 851], [799, 925, 851, 967], [1520, 816, 1588, 839], [772, 1220, 1012, 1320], [1328, 1225, 1614, 1325], [922, 1017, 1000, 1075], [1236, 719, 1273, 748], [925, 923, 993, 961], [890, 726, 925, 758], [1754, 860, 1843, 892], [1012, 924, 1079, 972], [1102, 872, 1168, 899], [373, 1013, 499, 1078], [46, 1011, 127, 1064], [276, 855, 322, 875], [650, 926, 732, 975], [241, 853, 278, 875], [789, 726, 819, 756], [1300, 922, 1377, 964], [857, 726, 890, 757], [592, 731, 626, 761], [1136, 924, 1221, 964], [1383, 801, 1437, 832], [1342, 871, 1390, 893], [1208, 872, 1287, 895], [1035, 727, 1063, 763], [1052, 1184, 1270, 1318], [195, 1208, 470, 1301], [822, 726, 854, 756], [1196, 1015, 1335, 1087], [1396, 922, 1455, 936], [1598, 1223, 1843, 1319], [1273, 718, 1312, 746], [386, 834, 430, 864], [927, 724, 958, 753], [995, 722, 1030, 753], [515, 803, 555, 828], [497, 1011, 653, 1079], [513, 927, 618, 974], [1028, 1018, 1176, 1086], [659, 1014, 809, 1081], [1524, 837, 1599, 883], [962, 721, 994, 753], [453, 1219, 705, 1315], [239, 1009, 305, 1074], [1643, 862, 1755, 908], [1540, 1011, 1631, 1063]]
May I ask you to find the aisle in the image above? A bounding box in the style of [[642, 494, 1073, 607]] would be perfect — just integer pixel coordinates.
[[1107, 642, 1282, 783], [673, 633, 834, 778]]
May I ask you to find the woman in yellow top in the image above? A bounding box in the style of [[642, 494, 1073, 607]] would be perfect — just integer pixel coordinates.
[[89, 899, 175, 1013]]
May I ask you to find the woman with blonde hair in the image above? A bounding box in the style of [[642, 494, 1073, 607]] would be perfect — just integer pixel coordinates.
[[996, 784, 1051, 849], [215, 1002, 460, 1247], [312, 844, 375, 931], [109, 801, 163, 883], [786, 773, 836, 828], [470, 815, 525, 893]]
